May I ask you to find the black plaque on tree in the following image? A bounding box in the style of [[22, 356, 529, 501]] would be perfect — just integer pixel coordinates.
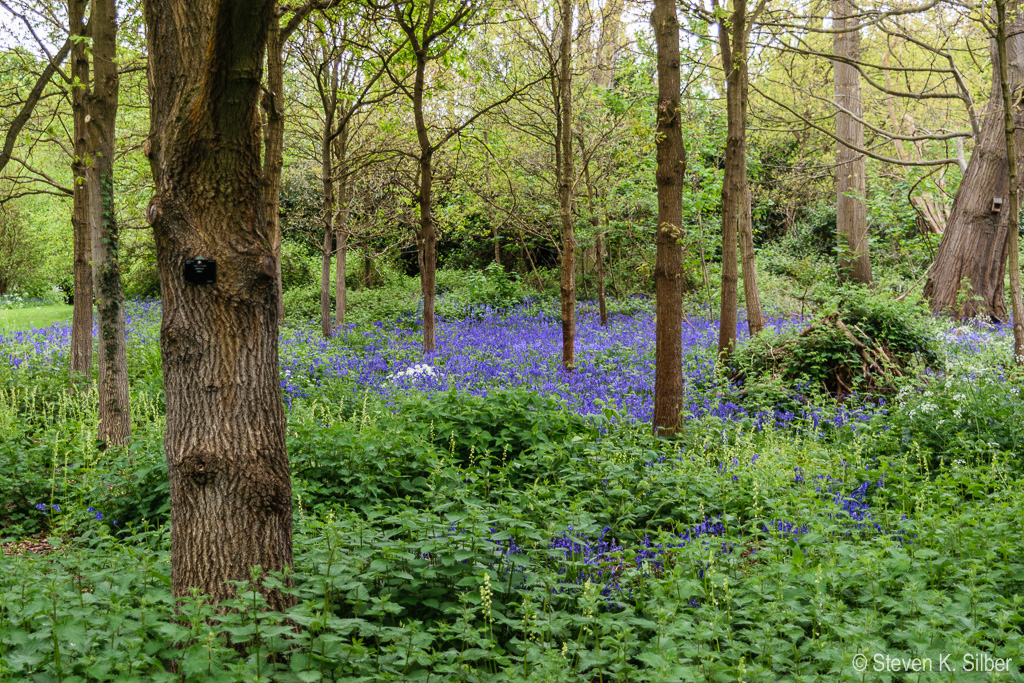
[[184, 257, 216, 285]]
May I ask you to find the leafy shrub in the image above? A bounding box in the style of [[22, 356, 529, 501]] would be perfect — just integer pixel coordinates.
[[281, 283, 326, 322], [288, 388, 593, 513], [779, 202, 836, 259], [345, 276, 422, 325], [0, 204, 45, 298], [122, 236, 161, 299], [733, 288, 941, 403], [436, 263, 528, 318], [0, 428, 51, 535], [395, 387, 590, 463], [0, 285, 65, 310], [280, 240, 315, 291]]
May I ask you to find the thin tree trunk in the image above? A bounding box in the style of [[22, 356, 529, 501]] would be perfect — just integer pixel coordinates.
[[834, 0, 872, 284], [652, 0, 686, 435], [334, 130, 349, 327], [517, 229, 544, 289], [716, 2, 741, 358], [86, 0, 130, 445], [420, 152, 436, 351], [143, 0, 293, 610], [557, 0, 576, 370], [595, 233, 607, 323], [580, 249, 589, 299], [738, 190, 763, 336], [728, 5, 763, 339], [996, 0, 1024, 361], [411, 52, 437, 352], [320, 227, 332, 338], [924, 2, 1024, 319], [320, 57, 337, 340], [68, 0, 92, 378], [264, 17, 286, 321]]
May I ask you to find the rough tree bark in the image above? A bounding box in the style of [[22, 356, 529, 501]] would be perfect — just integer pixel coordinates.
[[996, 0, 1024, 362], [142, 0, 294, 609], [652, 0, 686, 435], [923, 1, 1024, 319], [833, 0, 872, 284], [68, 0, 92, 378], [557, 0, 576, 370], [85, 0, 130, 445]]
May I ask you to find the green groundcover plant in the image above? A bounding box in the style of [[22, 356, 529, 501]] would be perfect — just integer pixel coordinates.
[[1, 297, 1022, 681]]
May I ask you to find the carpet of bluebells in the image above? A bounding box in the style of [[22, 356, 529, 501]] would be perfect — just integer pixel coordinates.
[[1, 297, 1023, 681], [2, 299, 880, 429]]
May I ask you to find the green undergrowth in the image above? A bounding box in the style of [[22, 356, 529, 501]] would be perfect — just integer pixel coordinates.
[[1, 376, 1023, 680]]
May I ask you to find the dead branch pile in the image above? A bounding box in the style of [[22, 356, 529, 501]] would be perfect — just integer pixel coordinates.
[[734, 311, 934, 401]]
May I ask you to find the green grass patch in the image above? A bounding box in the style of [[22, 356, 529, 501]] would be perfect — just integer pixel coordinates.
[[0, 304, 73, 331]]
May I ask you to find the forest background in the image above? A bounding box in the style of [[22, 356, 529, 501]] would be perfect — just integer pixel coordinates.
[[0, 0, 991, 324]]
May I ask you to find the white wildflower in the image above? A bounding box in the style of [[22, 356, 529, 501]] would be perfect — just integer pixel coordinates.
[[386, 363, 437, 383]]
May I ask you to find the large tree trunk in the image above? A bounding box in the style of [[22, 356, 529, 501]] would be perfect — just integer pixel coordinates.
[[143, 0, 294, 610], [924, 4, 1024, 319], [833, 0, 872, 284], [86, 0, 130, 446], [264, 16, 286, 321], [997, 0, 1024, 361], [557, 0, 576, 370], [68, 0, 92, 379], [334, 129, 349, 327], [652, 0, 686, 435]]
